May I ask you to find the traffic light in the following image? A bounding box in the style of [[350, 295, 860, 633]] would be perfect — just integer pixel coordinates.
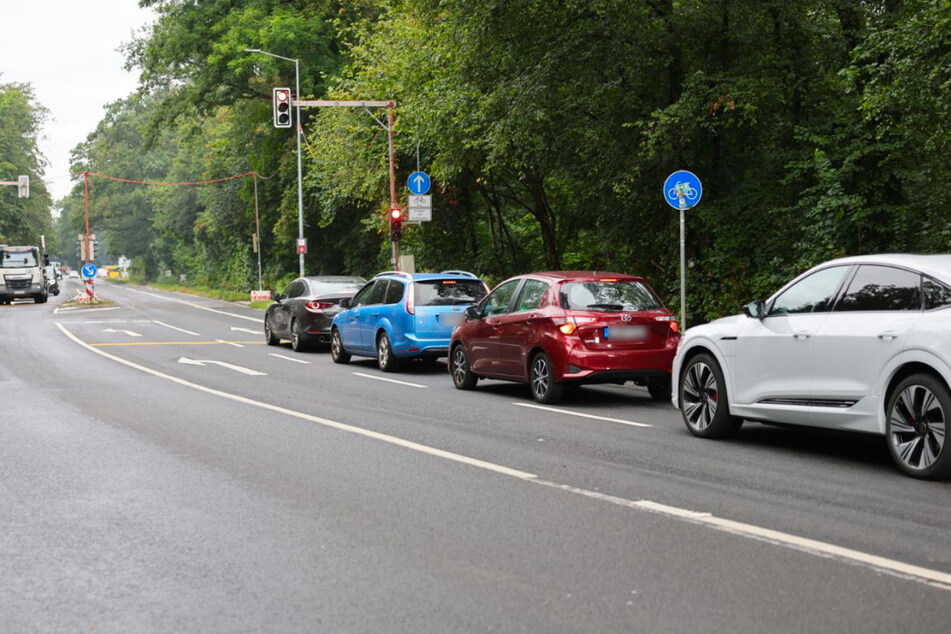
[[272, 88, 292, 128], [17, 175, 28, 198], [389, 208, 403, 242]]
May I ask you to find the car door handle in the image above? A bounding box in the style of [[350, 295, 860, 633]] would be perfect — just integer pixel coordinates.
[[878, 331, 898, 341], [792, 331, 812, 340]]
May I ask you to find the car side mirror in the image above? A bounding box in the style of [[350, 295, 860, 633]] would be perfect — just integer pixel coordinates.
[[464, 305, 483, 321], [339, 298, 351, 309], [44, 254, 50, 266], [742, 299, 765, 319]]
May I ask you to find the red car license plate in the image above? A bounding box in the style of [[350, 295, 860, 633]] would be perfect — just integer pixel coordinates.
[[605, 325, 647, 340]]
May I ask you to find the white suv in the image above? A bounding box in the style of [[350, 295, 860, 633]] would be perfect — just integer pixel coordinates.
[[672, 254, 951, 479]]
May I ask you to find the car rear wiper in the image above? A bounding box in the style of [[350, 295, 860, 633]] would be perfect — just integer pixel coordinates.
[[586, 303, 624, 311]]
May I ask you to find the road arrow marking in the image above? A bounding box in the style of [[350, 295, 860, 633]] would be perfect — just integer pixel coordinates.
[[512, 402, 652, 428], [103, 328, 142, 337], [230, 326, 260, 335], [352, 372, 428, 388], [177, 357, 266, 376]]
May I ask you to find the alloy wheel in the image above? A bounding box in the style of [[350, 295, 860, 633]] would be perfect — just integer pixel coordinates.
[[531, 357, 550, 398], [682, 361, 719, 431], [889, 384, 946, 472]]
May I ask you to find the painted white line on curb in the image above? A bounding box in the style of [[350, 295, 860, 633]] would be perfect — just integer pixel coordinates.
[[512, 402, 652, 428], [56, 322, 533, 480], [154, 320, 200, 336], [119, 286, 260, 323], [269, 353, 310, 365], [56, 321, 951, 593], [352, 372, 429, 388]]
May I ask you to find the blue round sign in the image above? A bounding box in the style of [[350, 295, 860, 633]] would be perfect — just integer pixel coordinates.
[[663, 170, 702, 210], [407, 171, 431, 196], [81, 263, 98, 279]]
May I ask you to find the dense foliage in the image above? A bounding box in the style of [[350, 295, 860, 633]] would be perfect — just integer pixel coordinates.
[[0, 80, 53, 245], [52, 0, 951, 324]]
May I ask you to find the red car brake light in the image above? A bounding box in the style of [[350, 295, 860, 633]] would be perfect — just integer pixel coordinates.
[[552, 316, 596, 335], [304, 301, 334, 312], [406, 283, 415, 315], [654, 314, 679, 332]]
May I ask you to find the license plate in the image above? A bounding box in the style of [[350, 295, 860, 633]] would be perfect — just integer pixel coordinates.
[[13, 291, 25, 295], [440, 313, 464, 327], [605, 325, 647, 340]]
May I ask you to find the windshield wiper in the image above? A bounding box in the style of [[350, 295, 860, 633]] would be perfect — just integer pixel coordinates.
[[586, 303, 624, 311]]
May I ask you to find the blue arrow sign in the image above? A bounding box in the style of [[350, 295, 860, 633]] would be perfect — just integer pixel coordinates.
[[663, 170, 702, 210], [81, 263, 98, 279], [407, 171, 431, 196]]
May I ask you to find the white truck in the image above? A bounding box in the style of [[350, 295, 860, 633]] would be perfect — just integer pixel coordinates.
[[0, 245, 49, 304]]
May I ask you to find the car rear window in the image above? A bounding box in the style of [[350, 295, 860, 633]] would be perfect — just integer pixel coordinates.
[[309, 281, 364, 296], [414, 279, 487, 306], [559, 280, 662, 312]]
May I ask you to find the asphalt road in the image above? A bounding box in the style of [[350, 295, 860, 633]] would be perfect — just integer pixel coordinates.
[[2, 279, 950, 632]]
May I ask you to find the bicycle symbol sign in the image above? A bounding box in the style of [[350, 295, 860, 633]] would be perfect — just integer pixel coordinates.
[[663, 170, 702, 210]]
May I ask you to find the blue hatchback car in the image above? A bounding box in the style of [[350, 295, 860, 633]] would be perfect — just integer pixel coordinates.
[[330, 270, 489, 371]]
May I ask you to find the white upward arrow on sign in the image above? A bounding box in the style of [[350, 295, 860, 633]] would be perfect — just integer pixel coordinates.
[[230, 326, 260, 334], [177, 357, 267, 376], [103, 328, 142, 337]]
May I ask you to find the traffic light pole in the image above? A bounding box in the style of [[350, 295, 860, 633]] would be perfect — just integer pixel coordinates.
[[388, 105, 398, 270], [294, 58, 304, 277]]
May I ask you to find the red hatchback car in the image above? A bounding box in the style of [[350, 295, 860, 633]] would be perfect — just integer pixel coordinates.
[[449, 271, 680, 403]]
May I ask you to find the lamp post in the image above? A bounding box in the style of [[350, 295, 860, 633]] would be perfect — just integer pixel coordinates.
[[245, 48, 305, 277]]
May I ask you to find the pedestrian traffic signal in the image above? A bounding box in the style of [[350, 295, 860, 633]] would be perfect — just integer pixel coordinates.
[[17, 175, 28, 198], [390, 208, 403, 242], [272, 88, 292, 128]]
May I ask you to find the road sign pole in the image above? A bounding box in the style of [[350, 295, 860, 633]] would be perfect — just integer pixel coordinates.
[[679, 197, 686, 332], [295, 58, 305, 277], [388, 104, 399, 270]]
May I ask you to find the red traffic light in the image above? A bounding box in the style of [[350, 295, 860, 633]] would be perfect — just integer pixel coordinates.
[[272, 87, 292, 128], [275, 90, 289, 102], [390, 208, 403, 221]]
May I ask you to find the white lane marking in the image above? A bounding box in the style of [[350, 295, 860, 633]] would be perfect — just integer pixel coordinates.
[[216, 339, 244, 348], [177, 357, 267, 376], [231, 326, 259, 334], [532, 481, 951, 591], [118, 286, 260, 322], [153, 320, 200, 336], [53, 305, 120, 314], [512, 402, 652, 428], [352, 372, 429, 388], [56, 322, 533, 480], [103, 328, 142, 338], [54, 321, 951, 593], [269, 353, 310, 365]]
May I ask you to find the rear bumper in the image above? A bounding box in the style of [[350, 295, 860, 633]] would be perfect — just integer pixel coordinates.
[[393, 333, 451, 358], [560, 341, 676, 383]]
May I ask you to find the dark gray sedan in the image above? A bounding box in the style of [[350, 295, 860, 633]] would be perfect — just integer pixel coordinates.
[[265, 276, 366, 351]]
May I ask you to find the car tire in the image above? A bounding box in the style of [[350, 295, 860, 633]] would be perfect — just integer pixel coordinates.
[[264, 316, 280, 346], [377, 332, 401, 372], [35, 291, 48, 304], [530, 352, 563, 404], [647, 377, 672, 402], [331, 328, 350, 364], [679, 353, 742, 439], [290, 319, 309, 352], [450, 345, 477, 390], [886, 373, 951, 480]]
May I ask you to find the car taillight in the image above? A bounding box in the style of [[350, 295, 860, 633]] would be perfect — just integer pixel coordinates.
[[406, 283, 415, 315], [552, 316, 595, 335], [655, 314, 679, 332], [304, 301, 334, 312]]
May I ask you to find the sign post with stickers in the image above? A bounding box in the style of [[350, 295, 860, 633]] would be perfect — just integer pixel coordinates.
[[663, 170, 703, 332]]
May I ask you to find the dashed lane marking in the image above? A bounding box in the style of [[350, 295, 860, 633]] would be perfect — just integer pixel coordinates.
[[269, 353, 311, 364], [512, 402, 652, 428], [89, 340, 263, 347], [352, 372, 429, 388], [116, 286, 261, 322], [153, 320, 200, 336]]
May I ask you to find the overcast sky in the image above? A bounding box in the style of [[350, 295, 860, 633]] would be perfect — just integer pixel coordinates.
[[0, 0, 154, 202]]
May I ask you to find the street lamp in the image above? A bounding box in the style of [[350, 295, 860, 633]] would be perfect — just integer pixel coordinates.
[[245, 48, 305, 277]]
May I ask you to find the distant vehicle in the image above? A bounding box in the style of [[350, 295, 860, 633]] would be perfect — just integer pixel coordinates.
[[265, 276, 366, 351], [331, 271, 489, 371], [673, 254, 951, 480], [0, 245, 48, 304], [45, 262, 61, 296], [449, 272, 679, 403], [68, 270, 80, 280]]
